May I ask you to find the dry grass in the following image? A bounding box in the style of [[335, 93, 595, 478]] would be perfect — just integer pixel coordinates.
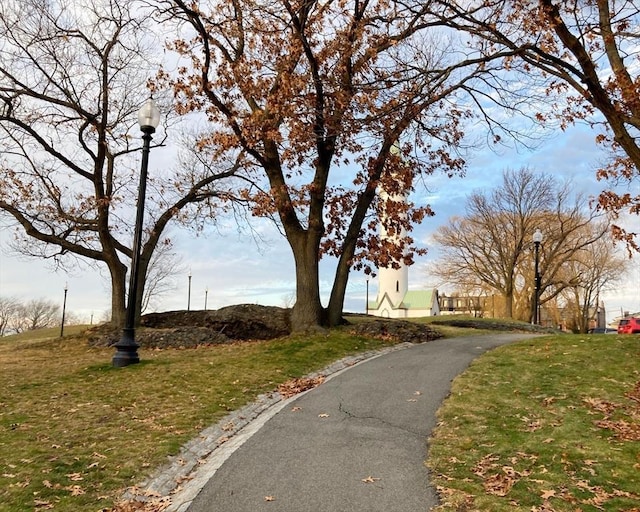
[[428, 334, 640, 511], [0, 327, 396, 511]]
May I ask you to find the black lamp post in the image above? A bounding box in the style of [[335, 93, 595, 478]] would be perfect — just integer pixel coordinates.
[[60, 283, 68, 338], [532, 228, 543, 325], [365, 278, 369, 315], [112, 97, 161, 368], [187, 271, 192, 311]]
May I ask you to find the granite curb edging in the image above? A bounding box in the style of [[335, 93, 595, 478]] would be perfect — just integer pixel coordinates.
[[125, 341, 414, 511]]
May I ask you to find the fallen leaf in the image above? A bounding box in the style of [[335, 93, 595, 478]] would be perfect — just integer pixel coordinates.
[[68, 484, 85, 496], [291, 406, 302, 412], [318, 413, 330, 418], [541, 489, 556, 499], [264, 495, 276, 501], [362, 476, 381, 483], [278, 376, 325, 398]]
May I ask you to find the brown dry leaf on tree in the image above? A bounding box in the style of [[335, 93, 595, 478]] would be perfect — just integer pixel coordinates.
[[278, 376, 325, 398]]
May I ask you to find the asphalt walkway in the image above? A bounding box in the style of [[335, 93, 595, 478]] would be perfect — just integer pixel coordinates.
[[158, 333, 538, 512]]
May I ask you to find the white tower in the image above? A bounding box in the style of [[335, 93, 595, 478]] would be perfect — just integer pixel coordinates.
[[376, 144, 409, 311]]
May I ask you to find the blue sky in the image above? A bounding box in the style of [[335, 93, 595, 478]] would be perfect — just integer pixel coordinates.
[[1, 120, 638, 326]]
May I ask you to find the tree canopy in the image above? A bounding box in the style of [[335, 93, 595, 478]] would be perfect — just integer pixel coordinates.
[[428, 0, 640, 249], [2, 1, 636, 332], [161, 0, 537, 329], [433, 167, 624, 324], [0, 0, 243, 326]]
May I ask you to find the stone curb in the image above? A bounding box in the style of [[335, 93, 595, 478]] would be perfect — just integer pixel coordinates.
[[126, 342, 414, 511]]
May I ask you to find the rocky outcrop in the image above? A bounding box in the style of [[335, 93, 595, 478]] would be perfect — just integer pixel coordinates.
[[348, 319, 443, 344], [88, 304, 291, 348]]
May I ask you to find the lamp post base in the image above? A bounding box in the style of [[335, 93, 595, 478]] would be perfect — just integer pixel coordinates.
[[112, 327, 140, 367]]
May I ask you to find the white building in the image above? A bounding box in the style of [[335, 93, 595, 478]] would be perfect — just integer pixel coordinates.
[[367, 145, 439, 319]]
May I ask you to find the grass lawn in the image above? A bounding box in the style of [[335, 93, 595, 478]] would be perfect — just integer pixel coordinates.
[[2, 320, 638, 511], [0, 324, 397, 512], [428, 333, 640, 511]]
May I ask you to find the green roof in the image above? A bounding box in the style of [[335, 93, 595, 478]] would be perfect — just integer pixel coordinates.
[[369, 289, 437, 311], [400, 290, 435, 310]]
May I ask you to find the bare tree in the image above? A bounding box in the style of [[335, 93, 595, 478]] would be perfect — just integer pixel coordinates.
[[0, 296, 20, 336], [557, 230, 628, 333], [434, 167, 605, 321], [0, 0, 242, 327], [15, 298, 60, 332], [140, 241, 185, 313]]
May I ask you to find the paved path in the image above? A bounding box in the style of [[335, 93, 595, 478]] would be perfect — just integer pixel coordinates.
[[160, 333, 538, 512]]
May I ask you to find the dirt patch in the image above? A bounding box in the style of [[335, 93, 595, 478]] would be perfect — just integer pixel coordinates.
[[141, 304, 291, 340], [348, 318, 443, 344], [87, 306, 442, 349], [87, 304, 290, 348]]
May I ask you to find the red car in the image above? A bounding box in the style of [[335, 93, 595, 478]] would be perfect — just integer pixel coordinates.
[[617, 317, 640, 334]]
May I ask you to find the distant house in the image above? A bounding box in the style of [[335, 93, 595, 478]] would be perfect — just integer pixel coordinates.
[[438, 294, 484, 316], [369, 289, 440, 318]]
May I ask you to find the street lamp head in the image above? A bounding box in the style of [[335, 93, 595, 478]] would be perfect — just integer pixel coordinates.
[[533, 228, 543, 244], [137, 97, 161, 134]]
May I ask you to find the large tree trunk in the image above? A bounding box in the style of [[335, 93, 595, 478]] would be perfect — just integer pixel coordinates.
[[290, 233, 324, 331], [327, 185, 378, 326], [504, 292, 514, 319], [108, 260, 128, 328], [327, 260, 350, 327]]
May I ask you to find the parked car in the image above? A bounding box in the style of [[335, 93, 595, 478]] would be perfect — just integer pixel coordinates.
[[617, 317, 640, 334]]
